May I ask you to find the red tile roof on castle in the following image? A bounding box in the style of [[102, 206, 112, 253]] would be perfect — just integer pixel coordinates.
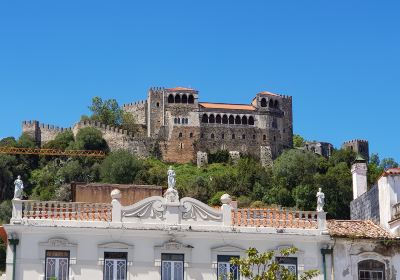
[[327, 220, 394, 239], [258, 91, 281, 97], [166, 87, 196, 91], [199, 102, 256, 111], [382, 168, 400, 176]]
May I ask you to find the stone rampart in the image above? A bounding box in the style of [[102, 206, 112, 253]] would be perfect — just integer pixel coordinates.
[[123, 100, 147, 125], [22, 120, 72, 145]]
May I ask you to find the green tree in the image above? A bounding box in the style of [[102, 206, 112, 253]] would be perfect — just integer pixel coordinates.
[[230, 247, 319, 280], [88, 96, 122, 126], [0, 137, 17, 147], [0, 200, 12, 224], [0, 155, 17, 200], [43, 130, 75, 150], [72, 127, 109, 152], [208, 150, 230, 164], [100, 150, 143, 184], [121, 111, 138, 133], [292, 184, 317, 211], [380, 158, 399, 170], [16, 133, 36, 148], [293, 134, 305, 148]]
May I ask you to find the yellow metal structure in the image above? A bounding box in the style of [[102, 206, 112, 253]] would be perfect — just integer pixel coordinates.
[[0, 147, 106, 157]]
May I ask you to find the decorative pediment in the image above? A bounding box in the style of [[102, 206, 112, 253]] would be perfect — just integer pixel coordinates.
[[180, 197, 222, 221], [39, 238, 77, 248], [122, 196, 165, 219], [211, 245, 246, 252], [98, 242, 133, 249]]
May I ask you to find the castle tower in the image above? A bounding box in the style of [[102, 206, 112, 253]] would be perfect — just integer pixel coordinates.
[[147, 87, 166, 138], [351, 155, 368, 200], [342, 139, 369, 161], [22, 120, 40, 145]]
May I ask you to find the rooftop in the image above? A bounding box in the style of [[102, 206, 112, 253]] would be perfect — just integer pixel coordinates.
[[166, 87, 197, 91], [199, 102, 256, 111], [327, 220, 394, 239]]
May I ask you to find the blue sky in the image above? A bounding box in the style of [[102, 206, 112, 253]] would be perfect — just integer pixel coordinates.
[[0, 1, 399, 161]]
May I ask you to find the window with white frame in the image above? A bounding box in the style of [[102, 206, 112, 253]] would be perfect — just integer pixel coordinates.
[[276, 257, 297, 278], [217, 255, 240, 280], [161, 253, 184, 280], [358, 260, 385, 280], [45, 250, 70, 280], [103, 252, 127, 280]]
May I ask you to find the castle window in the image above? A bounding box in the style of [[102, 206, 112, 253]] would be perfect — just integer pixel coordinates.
[[248, 116, 254, 125], [216, 115, 222, 124], [181, 94, 188, 104], [263, 135, 266, 141], [232, 134, 235, 139], [168, 94, 174, 103], [174, 118, 178, 124], [274, 136, 276, 141], [228, 115, 234, 124], [180, 143, 183, 149], [185, 118, 189, 124], [242, 116, 248, 125], [201, 133, 204, 138], [235, 116, 241, 125], [269, 99, 274, 107], [274, 100, 279, 108], [179, 132, 182, 138], [272, 118, 278, 129], [188, 94, 194, 104], [211, 133, 215, 139], [358, 260, 385, 280], [261, 98, 267, 107], [209, 114, 215, 124], [202, 114, 209, 123], [178, 118, 181, 124], [156, 102, 160, 107], [174, 94, 181, 103], [222, 133, 224, 139], [222, 115, 228, 124], [190, 132, 193, 138], [253, 134, 256, 140], [242, 134, 245, 139]]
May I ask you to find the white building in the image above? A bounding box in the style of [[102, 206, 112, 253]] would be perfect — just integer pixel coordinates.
[[3, 166, 400, 280]]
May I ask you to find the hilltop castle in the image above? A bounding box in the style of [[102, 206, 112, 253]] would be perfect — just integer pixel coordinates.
[[22, 87, 294, 164]]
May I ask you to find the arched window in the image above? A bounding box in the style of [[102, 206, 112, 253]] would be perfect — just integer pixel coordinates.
[[216, 115, 222, 124], [242, 116, 248, 125], [229, 115, 234, 124], [274, 100, 279, 108], [222, 115, 228, 124], [263, 135, 266, 141], [178, 132, 182, 138], [235, 115, 241, 125], [181, 94, 188, 104], [253, 135, 256, 140], [180, 143, 183, 149], [190, 132, 193, 138], [156, 102, 160, 107], [178, 118, 181, 124], [274, 136, 276, 141], [261, 98, 267, 107], [168, 94, 174, 103], [185, 118, 189, 124], [175, 94, 181, 103], [188, 94, 194, 104], [202, 114, 208, 123], [174, 118, 177, 124], [232, 134, 235, 139], [269, 99, 274, 107], [358, 260, 385, 280], [248, 116, 254, 125], [211, 133, 214, 139], [209, 114, 215, 123], [222, 133, 225, 139], [242, 134, 245, 139]]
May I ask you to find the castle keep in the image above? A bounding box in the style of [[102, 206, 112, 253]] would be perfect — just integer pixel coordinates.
[[23, 87, 293, 164]]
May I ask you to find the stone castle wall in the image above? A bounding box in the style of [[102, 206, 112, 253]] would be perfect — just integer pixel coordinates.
[[22, 120, 72, 145], [122, 100, 147, 126]]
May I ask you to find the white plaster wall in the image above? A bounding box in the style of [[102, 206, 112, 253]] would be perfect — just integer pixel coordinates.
[[378, 175, 400, 230], [5, 226, 330, 280]]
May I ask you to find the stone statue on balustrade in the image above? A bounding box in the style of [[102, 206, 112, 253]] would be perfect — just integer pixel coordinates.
[[165, 166, 179, 203], [316, 188, 325, 212], [14, 175, 24, 200]]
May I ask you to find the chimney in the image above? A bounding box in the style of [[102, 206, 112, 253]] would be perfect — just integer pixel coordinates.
[[351, 155, 368, 200]]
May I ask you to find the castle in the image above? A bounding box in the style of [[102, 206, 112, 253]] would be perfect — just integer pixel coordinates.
[[23, 87, 294, 164]]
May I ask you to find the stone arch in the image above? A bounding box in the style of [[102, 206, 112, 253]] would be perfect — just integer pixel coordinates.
[[263, 134, 266, 141], [274, 100, 279, 108], [269, 99, 274, 107], [189, 132, 193, 138], [235, 115, 241, 125], [216, 114, 222, 124], [228, 115, 234, 124], [358, 260, 385, 279], [174, 118, 178, 124], [175, 94, 181, 103], [177, 118, 181, 124], [168, 94, 174, 103], [242, 116, 248, 125], [260, 98, 267, 107], [242, 134, 246, 139], [181, 94, 188, 104], [209, 114, 215, 123], [248, 116, 254, 125], [202, 114, 209, 123], [178, 132, 183, 138], [222, 115, 228, 124], [188, 94, 194, 104]]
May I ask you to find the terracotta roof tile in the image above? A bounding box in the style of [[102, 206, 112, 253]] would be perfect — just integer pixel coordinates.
[[199, 102, 256, 111], [166, 87, 196, 91], [327, 220, 395, 239], [382, 168, 400, 176]]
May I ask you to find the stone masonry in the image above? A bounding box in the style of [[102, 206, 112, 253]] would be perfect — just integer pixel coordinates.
[[22, 86, 294, 164]]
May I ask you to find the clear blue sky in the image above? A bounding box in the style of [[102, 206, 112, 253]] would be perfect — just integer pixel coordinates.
[[0, 1, 399, 161]]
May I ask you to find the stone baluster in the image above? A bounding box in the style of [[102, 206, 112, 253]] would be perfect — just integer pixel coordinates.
[[220, 194, 232, 227], [111, 189, 122, 222]]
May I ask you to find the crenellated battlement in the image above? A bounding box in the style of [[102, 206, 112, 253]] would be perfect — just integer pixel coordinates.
[[122, 100, 147, 108], [74, 121, 137, 138], [343, 139, 369, 144], [22, 120, 71, 132]]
